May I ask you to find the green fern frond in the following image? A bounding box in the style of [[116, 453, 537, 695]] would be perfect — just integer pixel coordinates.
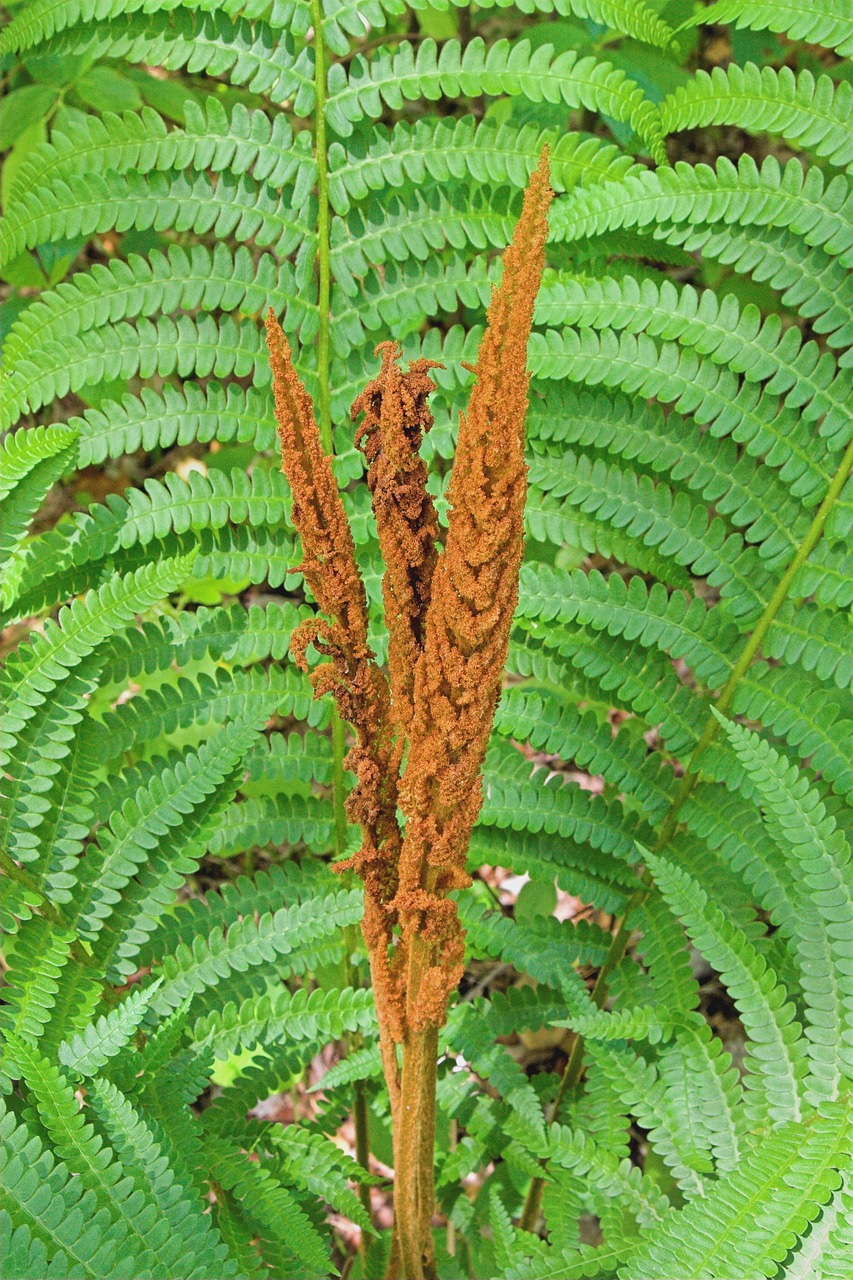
[[0, 919, 75, 1082], [673, 223, 851, 352], [532, 438, 847, 614], [210, 1189, 267, 1280], [205, 791, 335, 859], [632, 894, 699, 1015], [5, 467, 293, 618], [202, 1135, 330, 1279], [493, 685, 674, 821], [536, 275, 850, 449], [585, 1040, 713, 1194], [2, 244, 312, 385], [1, 556, 194, 749], [470, 819, 636, 913], [664, 1019, 746, 1176], [0, 168, 313, 286], [0, 425, 77, 601], [66, 381, 272, 467], [447, 1000, 545, 1125], [312, 1044, 383, 1094], [108, 999, 193, 1096], [330, 181, 521, 294], [661, 64, 853, 169], [518, 565, 734, 686], [57, 981, 163, 1079], [133, 860, 335, 972], [461, 895, 612, 986], [822, 1167, 853, 1279], [96, 666, 322, 766], [328, 116, 642, 214], [480, 738, 642, 862], [530, 328, 844, 505], [732, 663, 852, 800], [0, 1101, 128, 1280], [87, 1078, 236, 1279], [680, 785, 806, 946], [2, 311, 271, 430], [627, 1098, 852, 1279], [675, 0, 853, 59], [643, 849, 808, 1127], [509, 621, 711, 761], [244, 730, 333, 790], [715, 713, 853, 1100], [0, 659, 102, 877], [267, 1125, 378, 1232], [325, 38, 664, 159], [148, 888, 363, 1015], [7, 95, 315, 208], [553, 0, 677, 48], [543, 1123, 673, 1228], [551, 154, 852, 267], [188, 984, 375, 1060], [68, 715, 272, 944], [527, 386, 806, 555], [1, 7, 316, 107], [6, 1033, 169, 1277]]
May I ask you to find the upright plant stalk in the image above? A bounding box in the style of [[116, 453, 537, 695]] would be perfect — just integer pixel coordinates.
[[309, 0, 349, 861], [518, 428, 853, 1233], [266, 152, 552, 1280], [309, 0, 332, 457], [309, 0, 374, 1209]]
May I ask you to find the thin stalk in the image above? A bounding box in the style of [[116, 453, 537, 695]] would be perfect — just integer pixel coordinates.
[[331, 711, 349, 857], [343, 921, 373, 1241], [310, 1, 371, 1236], [310, 0, 332, 457], [311, 0, 349, 864], [353, 1076, 373, 1219], [309, 0, 349, 864], [518, 430, 853, 1232], [446, 1119, 457, 1258]]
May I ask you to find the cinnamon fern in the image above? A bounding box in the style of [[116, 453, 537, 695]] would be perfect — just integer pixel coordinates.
[[1, 1, 851, 1278]]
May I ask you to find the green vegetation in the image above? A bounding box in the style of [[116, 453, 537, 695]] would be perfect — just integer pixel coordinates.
[[1, 1, 851, 1276]]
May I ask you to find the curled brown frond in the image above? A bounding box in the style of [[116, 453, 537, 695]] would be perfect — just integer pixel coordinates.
[[351, 344, 444, 734], [394, 150, 554, 1030]]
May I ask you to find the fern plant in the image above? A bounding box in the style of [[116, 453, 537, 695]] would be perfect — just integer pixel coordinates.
[[1, 0, 852, 1277]]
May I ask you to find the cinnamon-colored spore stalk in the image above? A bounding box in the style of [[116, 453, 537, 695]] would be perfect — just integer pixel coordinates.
[[266, 150, 552, 1280], [265, 312, 405, 1053], [394, 150, 554, 1031], [351, 345, 444, 735]]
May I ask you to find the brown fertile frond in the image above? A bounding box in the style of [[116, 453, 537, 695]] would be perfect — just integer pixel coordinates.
[[351, 343, 444, 734], [265, 308, 370, 656], [394, 150, 554, 1031], [265, 308, 406, 1044]]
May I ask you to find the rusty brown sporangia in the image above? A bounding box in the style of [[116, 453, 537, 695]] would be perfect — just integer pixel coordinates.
[[266, 150, 552, 1280]]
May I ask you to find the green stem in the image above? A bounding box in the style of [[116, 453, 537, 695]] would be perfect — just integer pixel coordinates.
[[331, 711, 349, 857], [311, 1, 370, 1235], [518, 430, 853, 1232], [310, 0, 349, 864], [310, 0, 332, 458], [343, 923, 373, 1240], [353, 1076, 373, 1217]]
